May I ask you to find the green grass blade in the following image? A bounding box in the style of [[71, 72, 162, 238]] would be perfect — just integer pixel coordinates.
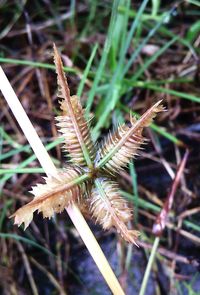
[[151, 0, 160, 17], [0, 126, 22, 148], [109, 0, 129, 70], [0, 138, 62, 187], [0, 167, 45, 175], [184, 220, 200, 233], [187, 0, 200, 7], [119, 0, 148, 67], [119, 5, 196, 54], [122, 191, 200, 234], [92, 5, 176, 139], [139, 84, 200, 103], [77, 43, 98, 98], [0, 57, 77, 73], [150, 123, 183, 146], [0, 233, 53, 256], [118, 5, 162, 21], [139, 237, 160, 295], [0, 144, 30, 161], [92, 0, 149, 139], [86, 0, 120, 117], [121, 190, 160, 212], [122, 7, 175, 76], [131, 36, 178, 82], [129, 162, 139, 223], [154, 25, 196, 54]]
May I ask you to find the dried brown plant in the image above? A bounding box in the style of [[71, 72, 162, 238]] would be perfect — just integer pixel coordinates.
[[11, 45, 164, 246]]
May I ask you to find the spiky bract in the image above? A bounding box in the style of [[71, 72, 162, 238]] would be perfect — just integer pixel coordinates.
[[11, 45, 164, 245]]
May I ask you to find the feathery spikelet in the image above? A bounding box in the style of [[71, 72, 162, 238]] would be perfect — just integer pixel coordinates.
[[10, 44, 165, 246], [56, 95, 95, 165], [90, 178, 140, 245], [11, 167, 84, 229], [98, 124, 143, 174], [53, 44, 94, 167], [97, 100, 165, 174]]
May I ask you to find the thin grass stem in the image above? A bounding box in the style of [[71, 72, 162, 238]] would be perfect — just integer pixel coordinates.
[[0, 57, 76, 73], [77, 43, 98, 98], [139, 236, 160, 295]]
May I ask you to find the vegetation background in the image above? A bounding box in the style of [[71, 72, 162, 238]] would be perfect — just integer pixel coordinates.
[[0, 0, 200, 294]]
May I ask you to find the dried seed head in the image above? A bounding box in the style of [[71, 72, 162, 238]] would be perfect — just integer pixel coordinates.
[[54, 45, 95, 167], [11, 45, 165, 246], [90, 178, 140, 245], [56, 95, 95, 166], [10, 167, 84, 229], [98, 100, 165, 174]]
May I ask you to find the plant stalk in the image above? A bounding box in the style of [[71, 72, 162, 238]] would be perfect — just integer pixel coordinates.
[[139, 236, 160, 295]]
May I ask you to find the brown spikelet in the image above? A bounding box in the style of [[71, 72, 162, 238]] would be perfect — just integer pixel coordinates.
[[56, 95, 95, 165], [53, 44, 94, 167], [10, 45, 165, 246], [97, 100, 165, 174], [90, 178, 140, 245], [98, 124, 144, 174], [11, 168, 84, 229]]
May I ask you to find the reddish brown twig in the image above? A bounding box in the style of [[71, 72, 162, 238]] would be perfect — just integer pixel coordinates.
[[152, 149, 189, 236]]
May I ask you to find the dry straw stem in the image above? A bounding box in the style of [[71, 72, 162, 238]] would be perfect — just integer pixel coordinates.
[[0, 66, 125, 295]]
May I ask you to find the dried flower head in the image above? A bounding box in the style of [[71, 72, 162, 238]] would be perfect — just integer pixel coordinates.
[[11, 45, 164, 246]]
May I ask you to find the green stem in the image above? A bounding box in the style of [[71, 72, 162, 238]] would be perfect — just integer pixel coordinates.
[[0, 57, 76, 73], [139, 237, 160, 295], [73, 173, 90, 185], [139, 84, 200, 103], [0, 139, 62, 187], [95, 178, 107, 199], [0, 126, 22, 148], [0, 144, 30, 161], [129, 162, 139, 224], [77, 43, 98, 98], [122, 190, 200, 234], [118, 5, 163, 21], [0, 233, 53, 256], [0, 167, 45, 175]]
